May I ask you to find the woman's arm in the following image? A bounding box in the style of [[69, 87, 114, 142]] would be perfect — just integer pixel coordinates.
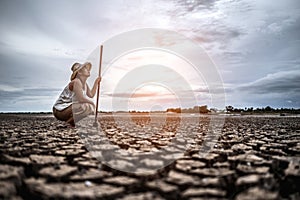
[[73, 79, 95, 105], [87, 77, 101, 98]]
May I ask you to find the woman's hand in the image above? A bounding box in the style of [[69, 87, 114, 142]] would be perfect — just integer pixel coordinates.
[[95, 77, 101, 85]]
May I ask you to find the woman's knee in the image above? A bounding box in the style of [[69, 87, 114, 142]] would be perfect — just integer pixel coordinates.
[[73, 103, 95, 116], [82, 103, 95, 115]]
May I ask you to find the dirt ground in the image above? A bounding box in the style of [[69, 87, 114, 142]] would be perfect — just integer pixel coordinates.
[[0, 113, 299, 199]]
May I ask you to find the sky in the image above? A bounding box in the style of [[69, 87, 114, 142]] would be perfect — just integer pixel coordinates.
[[0, 0, 299, 112]]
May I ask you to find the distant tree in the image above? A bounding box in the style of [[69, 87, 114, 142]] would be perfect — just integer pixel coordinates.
[[166, 107, 181, 113], [199, 105, 209, 114], [233, 108, 242, 113], [265, 106, 273, 112], [193, 106, 200, 113], [226, 106, 234, 113], [176, 108, 181, 113]]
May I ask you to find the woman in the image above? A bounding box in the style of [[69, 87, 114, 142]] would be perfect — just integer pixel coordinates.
[[53, 62, 101, 126]]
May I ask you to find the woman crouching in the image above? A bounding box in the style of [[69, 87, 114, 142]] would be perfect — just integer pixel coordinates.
[[53, 62, 101, 127]]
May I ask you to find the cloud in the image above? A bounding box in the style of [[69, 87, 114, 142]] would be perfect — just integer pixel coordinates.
[[169, 0, 245, 51], [0, 0, 300, 111], [102, 88, 212, 106], [0, 84, 23, 92], [104, 92, 160, 98], [237, 70, 300, 94], [172, 0, 220, 14], [0, 52, 73, 89], [0, 87, 62, 112], [0, 88, 61, 99], [227, 70, 300, 108]]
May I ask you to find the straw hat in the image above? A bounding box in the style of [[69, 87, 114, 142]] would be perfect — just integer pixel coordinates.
[[70, 62, 92, 80]]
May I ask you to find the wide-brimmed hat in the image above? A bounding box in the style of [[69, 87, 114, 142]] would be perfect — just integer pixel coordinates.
[[70, 62, 92, 80]]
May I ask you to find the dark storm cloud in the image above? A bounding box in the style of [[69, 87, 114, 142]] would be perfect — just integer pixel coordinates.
[[237, 70, 300, 94], [168, 0, 247, 54], [214, 1, 300, 96], [172, 0, 220, 13]]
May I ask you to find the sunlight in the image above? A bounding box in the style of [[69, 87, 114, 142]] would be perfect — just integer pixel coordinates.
[[128, 83, 179, 111]]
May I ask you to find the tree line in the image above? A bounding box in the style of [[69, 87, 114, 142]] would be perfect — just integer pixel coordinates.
[[225, 106, 300, 114], [165, 105, 300, 114]]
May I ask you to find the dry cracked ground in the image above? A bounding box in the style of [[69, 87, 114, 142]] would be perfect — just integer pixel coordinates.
[[0, 113, 299, 200]]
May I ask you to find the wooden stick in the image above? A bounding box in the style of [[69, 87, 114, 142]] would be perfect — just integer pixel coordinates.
[[95, 45, 103, 123]]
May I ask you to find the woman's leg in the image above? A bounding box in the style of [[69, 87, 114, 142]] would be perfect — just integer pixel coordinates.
[[53, 106, 74, 125], [72, 103, 95, 122]]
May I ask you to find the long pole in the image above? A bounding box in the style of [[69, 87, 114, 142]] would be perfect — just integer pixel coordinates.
[[95, 45, 103, 123]]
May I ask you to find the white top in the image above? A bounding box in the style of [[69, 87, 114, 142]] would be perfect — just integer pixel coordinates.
[[53, 83, 88, 111]]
